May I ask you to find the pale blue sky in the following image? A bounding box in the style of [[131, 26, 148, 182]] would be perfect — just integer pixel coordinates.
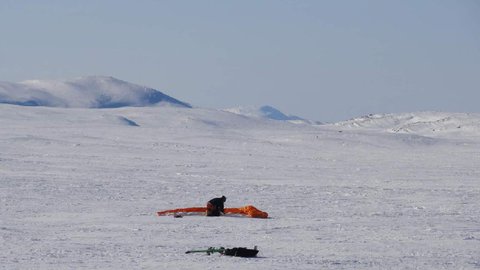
[[1, 0, 479, 121]]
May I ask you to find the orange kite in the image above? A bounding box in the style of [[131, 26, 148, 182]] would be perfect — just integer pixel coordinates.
[[157, 205, 268, 219]]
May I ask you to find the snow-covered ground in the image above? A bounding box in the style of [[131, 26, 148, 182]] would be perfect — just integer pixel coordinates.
[[1, 104, 479, 269]]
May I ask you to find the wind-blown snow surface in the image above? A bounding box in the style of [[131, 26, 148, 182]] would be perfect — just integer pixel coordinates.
[[1, 105, 479, 269]]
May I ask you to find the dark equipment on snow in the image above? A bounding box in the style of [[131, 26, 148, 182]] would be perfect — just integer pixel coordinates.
[[223, 247, 259, 257], [185, 246, 259, 258]]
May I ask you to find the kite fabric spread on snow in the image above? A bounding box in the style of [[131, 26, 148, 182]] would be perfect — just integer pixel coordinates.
[[157, 205, 268, 219]]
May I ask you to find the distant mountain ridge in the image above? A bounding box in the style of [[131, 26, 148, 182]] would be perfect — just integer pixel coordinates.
[[224, 105, 317, 123], [0, 76, 315, 123], [0, 76, 191, 108]]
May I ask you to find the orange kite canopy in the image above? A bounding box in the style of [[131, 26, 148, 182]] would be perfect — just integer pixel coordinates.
[[157, 205, 268, 219]]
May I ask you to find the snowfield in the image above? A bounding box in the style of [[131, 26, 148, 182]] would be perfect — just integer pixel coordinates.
[[1, 104, 479, 269]]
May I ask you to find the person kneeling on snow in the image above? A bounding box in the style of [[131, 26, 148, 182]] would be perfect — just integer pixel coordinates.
[[206, 196, 226, 216]]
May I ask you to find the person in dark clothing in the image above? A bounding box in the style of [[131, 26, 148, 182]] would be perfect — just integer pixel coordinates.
[[206, 196, 226, 216]]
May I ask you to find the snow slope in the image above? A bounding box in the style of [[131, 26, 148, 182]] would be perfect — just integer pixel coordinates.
[[224, 105, 313, 123], [0, 76, 191, 108], [335, 112, 480, 139], [1, 104, 479, 269]]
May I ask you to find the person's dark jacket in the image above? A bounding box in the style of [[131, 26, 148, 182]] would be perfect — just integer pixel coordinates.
[[207, 196, 226, 216]]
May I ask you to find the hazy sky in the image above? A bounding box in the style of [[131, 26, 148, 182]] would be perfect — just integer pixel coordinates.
[[1, 0, 479, 122]]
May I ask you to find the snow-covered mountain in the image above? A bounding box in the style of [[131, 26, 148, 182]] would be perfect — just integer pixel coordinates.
[[1, 76, 320, 124], [0, 76, 191, 108], [224, 105, 317, 124]]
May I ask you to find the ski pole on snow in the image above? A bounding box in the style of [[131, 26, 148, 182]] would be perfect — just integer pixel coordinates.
[[185, 247, 225, 255]]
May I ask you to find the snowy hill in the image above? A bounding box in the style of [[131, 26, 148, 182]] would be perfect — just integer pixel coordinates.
[[224, 105, 316, 123], [0, 76, 316, 124], [333, 112, 480, 138], [0, 76, 191, 108], [1, 105, 480, 269]]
